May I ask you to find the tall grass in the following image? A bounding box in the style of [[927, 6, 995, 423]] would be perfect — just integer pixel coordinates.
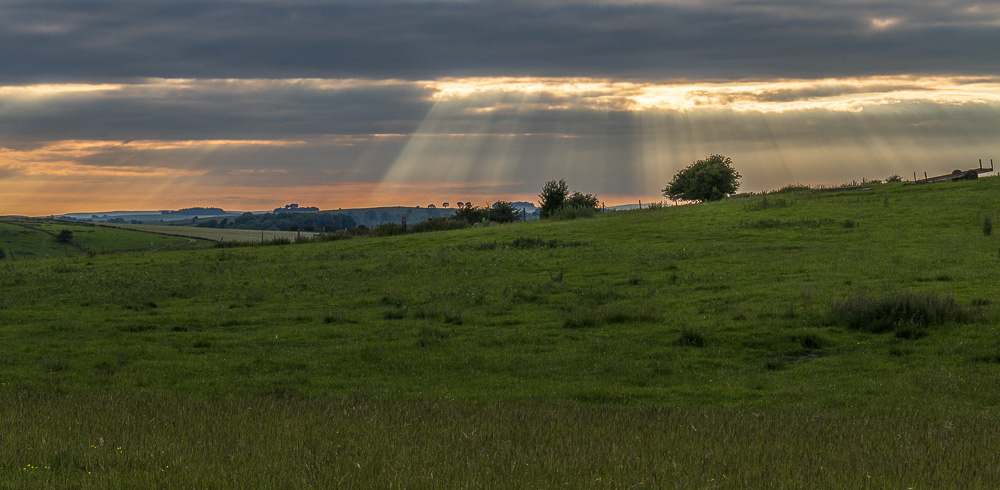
[[3, 395, 998, 488], [829, 292, 974, 335]]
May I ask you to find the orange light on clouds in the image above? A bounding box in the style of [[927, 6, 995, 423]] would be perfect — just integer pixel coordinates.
[[3, 75, 999, 216], [869, 17, 900, 31], [426, 75, 1000, 113], [0, 83, 123, 96]]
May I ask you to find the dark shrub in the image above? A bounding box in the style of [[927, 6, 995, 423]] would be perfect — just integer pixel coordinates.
[[676, 328, 706, 347], [791, 332, 826, 350], [549, 205, 596, 221], [371, 223, 405, 237], [829, 292, 972, 334], [410, 217, 469, 233]]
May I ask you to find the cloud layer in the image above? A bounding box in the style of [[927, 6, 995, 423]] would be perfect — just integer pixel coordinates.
[[2, 0, 999, 83]]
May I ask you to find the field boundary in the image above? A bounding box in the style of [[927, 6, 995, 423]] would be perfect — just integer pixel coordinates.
[[98, 223, 317, 243]]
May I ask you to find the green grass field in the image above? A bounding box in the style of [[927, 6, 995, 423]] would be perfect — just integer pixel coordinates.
[[0, 220, 213, 258], [2, 178, 1000, 486]]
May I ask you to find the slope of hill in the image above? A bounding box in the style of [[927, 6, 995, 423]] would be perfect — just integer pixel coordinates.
[[0, 219, 212, 258], [2, 177, 1000, 486]]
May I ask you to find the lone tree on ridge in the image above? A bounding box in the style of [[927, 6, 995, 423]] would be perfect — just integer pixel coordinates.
[[662, 154, 741, 202]]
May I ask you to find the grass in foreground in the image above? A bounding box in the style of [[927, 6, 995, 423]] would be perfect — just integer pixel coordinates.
[[3, 395, 998, 488]]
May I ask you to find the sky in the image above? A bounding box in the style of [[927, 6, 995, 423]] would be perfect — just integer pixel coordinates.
[[1, 0, 999, 215]]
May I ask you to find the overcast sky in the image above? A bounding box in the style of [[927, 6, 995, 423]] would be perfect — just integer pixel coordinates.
[[2, 0, 999, 215]]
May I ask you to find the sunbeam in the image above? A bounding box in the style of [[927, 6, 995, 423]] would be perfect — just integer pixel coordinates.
[[2, 76, 998, 214]]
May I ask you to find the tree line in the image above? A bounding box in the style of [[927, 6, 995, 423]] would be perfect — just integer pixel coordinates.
[[192, 211, 357, 232]]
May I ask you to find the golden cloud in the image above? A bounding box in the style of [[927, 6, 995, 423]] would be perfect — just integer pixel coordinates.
[[426, 75, 1000, 113], [0, 139, 299, 178]]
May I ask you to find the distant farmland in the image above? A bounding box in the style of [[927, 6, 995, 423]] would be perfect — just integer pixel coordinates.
[[101, 223, 318, 243]]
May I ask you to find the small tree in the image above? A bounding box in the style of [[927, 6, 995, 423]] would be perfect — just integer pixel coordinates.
[[663, 154, 741, 202], [56, 229, 74, 243], [488, 201, 520, 223], [566, 192, 599, 211], [538, 179, 569, 218], [453, 203, 488, 223]]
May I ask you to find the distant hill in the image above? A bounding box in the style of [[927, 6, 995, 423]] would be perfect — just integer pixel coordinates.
[[160, 207, 226, 216], [51, 202, 545, 227]]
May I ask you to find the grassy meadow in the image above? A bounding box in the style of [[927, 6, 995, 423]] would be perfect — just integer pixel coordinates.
[[3, 178, 1000, 487], [0, 220, 212, 259]]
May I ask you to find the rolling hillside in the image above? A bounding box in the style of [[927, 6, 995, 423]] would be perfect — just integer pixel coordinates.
[[0, 219, 212, 258], [2, 177, 1000, 486]]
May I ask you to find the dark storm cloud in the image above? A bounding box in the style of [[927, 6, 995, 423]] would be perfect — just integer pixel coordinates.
[[1, 0, 998, 84]]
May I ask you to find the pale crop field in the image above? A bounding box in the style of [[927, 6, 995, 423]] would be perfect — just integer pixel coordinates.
[[101, 223, 318, 243]]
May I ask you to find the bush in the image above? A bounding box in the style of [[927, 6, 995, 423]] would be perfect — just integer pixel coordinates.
[[370, 223, 406, 237], [549, 205, 596, 221], [773, 184, 812, 194], [410, 217, 469, 233], [676, 328, 706, 347], [56, 229, 74, 243], [566, 192, 599, 211], [538, 180, 600, 219], [488, 201, 521, 223], [829, 292, 973, 335], [663, 154, 741, 202], [453, 204, 489, 223], [318, 231, 352, 242]]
